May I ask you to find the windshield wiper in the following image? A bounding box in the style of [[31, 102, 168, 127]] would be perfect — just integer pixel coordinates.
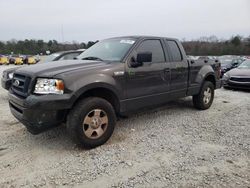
[[81, 56, 103, 61]]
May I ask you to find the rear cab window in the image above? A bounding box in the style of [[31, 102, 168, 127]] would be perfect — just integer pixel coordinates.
[[166, 40, 183, 62]]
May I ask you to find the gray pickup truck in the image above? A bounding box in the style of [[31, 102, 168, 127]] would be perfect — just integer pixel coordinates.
[[8, 36, 221, 148]]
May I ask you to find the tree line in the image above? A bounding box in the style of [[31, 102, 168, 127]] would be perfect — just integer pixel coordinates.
[[0, 39, 98, 55], [0, 35, 249, 55], [182, 35, 250, 56]]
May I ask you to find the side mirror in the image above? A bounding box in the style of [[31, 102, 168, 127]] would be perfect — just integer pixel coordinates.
[[130, 52, 152, 68], [137, 52, 152, 64]]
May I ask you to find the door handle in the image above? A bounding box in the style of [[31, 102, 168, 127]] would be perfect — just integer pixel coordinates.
[[163, 68, 170, 81]]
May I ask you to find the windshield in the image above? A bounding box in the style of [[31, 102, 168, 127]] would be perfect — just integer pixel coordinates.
[[238, 60, 250, 69], [77, 38, 136, 62]]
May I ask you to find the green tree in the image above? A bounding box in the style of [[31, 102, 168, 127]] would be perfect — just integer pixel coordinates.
[[86, 41, 95, 48], [246, 35, 250, 47], [231, 36, 241, 46]]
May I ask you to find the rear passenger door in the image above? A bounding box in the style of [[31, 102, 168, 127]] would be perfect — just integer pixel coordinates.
[[165, 40, 189, 95]]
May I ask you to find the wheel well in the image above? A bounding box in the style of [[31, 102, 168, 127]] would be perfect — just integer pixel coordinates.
[[204, 75, 216, 87], [74, 88, 120, 114]]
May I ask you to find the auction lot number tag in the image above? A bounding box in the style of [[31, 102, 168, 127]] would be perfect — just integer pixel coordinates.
[[120, 40, 135, 44]]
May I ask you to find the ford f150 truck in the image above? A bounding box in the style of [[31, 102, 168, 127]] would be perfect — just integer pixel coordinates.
[[8, 36, 221, 148]]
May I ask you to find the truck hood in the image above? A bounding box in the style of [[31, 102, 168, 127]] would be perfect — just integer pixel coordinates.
[[3, 67, 20, 74], [15, 60, 111, 77]]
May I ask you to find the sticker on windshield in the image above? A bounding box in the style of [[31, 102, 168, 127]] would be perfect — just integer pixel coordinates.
[[120, 40, 135, 44]]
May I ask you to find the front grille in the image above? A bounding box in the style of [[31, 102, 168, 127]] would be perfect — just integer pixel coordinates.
[[230, 77, 250, 83], [12, 73, 31, 98]]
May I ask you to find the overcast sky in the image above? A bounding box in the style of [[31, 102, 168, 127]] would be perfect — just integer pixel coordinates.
[[0, 0, 249, 42]]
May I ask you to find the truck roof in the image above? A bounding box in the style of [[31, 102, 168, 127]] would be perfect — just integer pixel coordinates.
[[106, 35, 179, 41]]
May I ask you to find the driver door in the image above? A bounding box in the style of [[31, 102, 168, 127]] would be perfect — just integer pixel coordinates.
[[124, 39, 171, 111]]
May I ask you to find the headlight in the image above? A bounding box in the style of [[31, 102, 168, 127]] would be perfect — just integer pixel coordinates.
[[8, 72, 14, 79], [223, 73, 230, 80], [34, 78, 64, 94]]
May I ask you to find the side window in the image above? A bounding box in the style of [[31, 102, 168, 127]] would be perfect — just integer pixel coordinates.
[[136, 40, 165, 63], [166, 40, 182, 62], [59, 53, 79, 60]]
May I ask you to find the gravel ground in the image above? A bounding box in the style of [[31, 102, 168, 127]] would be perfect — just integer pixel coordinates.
[[0, 65, 249, 188]]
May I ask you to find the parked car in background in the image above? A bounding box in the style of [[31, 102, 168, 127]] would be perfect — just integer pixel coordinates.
[[219, 56, 244, 77], [187, 55, 196, 60], [0, 55, 9, 65], [35, 55, 41, 63], [23, 55, 37, 65], [14, 57, 23, 65], [28, 56, 37, 65], [8, 55, 24, 65], [198, 56, 217, 61], [39, 49, 85, 63], [1, 49, 85, 90], [8, 55, 18, 64], [223, 59, 250, 90]]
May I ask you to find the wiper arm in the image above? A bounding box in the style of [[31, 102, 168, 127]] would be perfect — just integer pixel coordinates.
[[81, 56, 103, 61]]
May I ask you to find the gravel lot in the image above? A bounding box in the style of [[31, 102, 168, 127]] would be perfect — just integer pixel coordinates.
[[0, 65, 249, 188]]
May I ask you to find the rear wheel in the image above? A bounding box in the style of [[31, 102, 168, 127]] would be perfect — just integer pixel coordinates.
[[193, 81, 214, 110], [66, 97, 116, 149]]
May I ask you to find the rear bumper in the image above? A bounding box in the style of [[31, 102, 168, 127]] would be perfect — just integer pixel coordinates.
[[8, 91, 74, 134]]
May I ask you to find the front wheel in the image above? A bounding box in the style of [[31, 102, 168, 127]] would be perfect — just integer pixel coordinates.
[[66, 97, 116, 149], [193, 81, 214, 110]]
